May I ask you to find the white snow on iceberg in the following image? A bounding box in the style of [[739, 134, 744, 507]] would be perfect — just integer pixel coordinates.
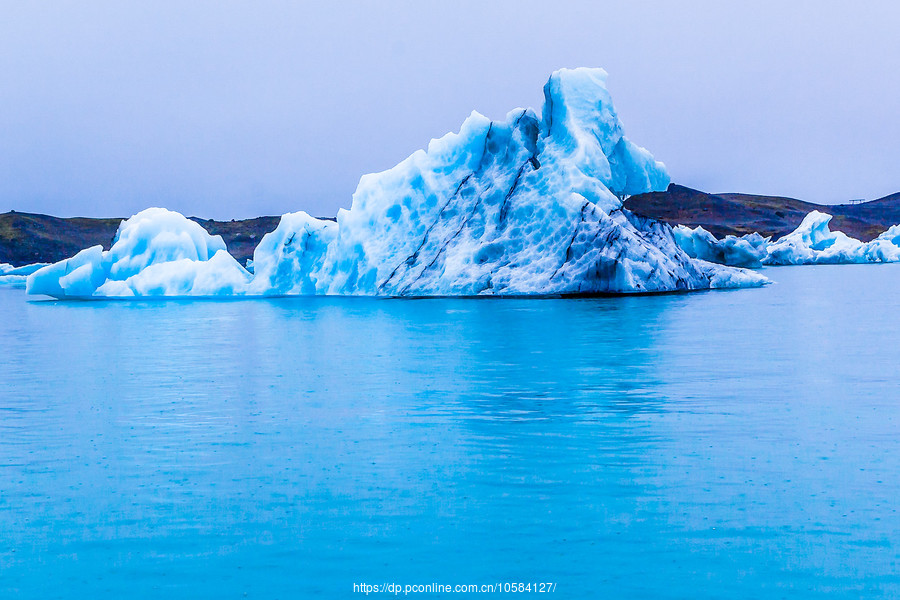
[[26, 208, 251, 298], [27, 68, 768, 299]]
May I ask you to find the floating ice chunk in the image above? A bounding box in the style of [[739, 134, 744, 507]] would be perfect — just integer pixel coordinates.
[[765, 211, 857, 264], [862, 239, 900, 263], [679, 210, 900, 267], [0, 262, 51, 285], [763, 211, 900, 265], [0, 262, 49, 276], [27, 208, 250, 298], [674, 225, 769, 268]]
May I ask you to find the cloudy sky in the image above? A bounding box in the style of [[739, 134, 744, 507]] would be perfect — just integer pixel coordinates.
[[2, 1, 899, 218]]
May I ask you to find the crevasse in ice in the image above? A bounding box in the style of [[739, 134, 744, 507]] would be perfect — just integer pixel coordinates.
[[27, 68, 768, 298]]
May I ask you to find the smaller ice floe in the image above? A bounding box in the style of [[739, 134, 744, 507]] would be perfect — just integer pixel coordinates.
[[676, 211, 900, 267], [0, 262, 51, 285], [673, 225, 769, 268], [26, 208, 251, 298], [764, 211, 900, 265]]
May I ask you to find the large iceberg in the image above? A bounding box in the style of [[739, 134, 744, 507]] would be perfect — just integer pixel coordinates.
[[27, 68, 767, 299], [246, 68, 765, 296], [26, 208, 251, 298], [674, 210, 900, 266]]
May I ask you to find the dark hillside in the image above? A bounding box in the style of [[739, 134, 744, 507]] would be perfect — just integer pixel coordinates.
[[625, 185, 900, 241], [5, 186, 900, 267], [0, 212, 122, 266], [0, 212, 288, 266]]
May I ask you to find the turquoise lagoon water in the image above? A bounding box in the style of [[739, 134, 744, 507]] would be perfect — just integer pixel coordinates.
[[1, 265, 899, 598]]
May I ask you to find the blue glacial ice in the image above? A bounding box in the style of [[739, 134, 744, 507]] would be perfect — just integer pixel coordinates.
[[245, 68, 766, 296], [27, 68, 768, 299], [673, 225, 770, 268], [26, 208, 251, 298], [764, 211, 900, 265], [674, 210, 900, 266], [0, 262, 49, 285]]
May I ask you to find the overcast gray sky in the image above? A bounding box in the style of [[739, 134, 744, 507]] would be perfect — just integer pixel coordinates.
[[2, 1, 899, 218]]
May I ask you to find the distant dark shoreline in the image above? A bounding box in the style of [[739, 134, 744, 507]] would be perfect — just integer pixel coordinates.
[[3, 184, 900, 267], [624, 184, 900, 241], [0, 213, 335, 267]]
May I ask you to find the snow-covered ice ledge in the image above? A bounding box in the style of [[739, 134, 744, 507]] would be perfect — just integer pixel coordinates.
[[27, 68, 768, 299]]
